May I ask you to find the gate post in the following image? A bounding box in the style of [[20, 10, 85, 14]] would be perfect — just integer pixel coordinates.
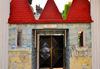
[[91, 0, 100, 69], [0, 0, 10, 69]]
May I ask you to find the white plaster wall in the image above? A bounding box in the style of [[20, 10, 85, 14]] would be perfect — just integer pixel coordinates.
[[91, 0, 100, 69], [0, 0, 10, 69]]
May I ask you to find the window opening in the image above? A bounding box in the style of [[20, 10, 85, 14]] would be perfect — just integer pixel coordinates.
[[78, 29, 85, 47], [17, 29, 22, 47]]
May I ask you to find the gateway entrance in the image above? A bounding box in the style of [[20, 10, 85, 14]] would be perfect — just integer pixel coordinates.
[[39, 36, 63, 69], [35, 30, 68, 69]]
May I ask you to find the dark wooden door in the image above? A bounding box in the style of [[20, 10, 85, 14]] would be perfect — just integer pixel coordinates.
[[39, 36, 63, 69]]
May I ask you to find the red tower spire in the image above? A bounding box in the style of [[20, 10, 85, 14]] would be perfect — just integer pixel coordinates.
[[8, 0, 35, 23], [66, 0, 93, 22], [38, 0, 63, 23]]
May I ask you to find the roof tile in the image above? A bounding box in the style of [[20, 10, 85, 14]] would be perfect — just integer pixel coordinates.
[[66, 0, 93, 22], [8, 0, 35, 23], [8, 0, 93, 23], [39, 0, 63, 20]]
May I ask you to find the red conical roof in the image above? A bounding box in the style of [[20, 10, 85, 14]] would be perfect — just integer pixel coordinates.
[[39, 0, 63, 20], [66, 0, 93, 22], [8, 0, 35, 23]]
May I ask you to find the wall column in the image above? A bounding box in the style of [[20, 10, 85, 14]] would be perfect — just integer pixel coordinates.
[[0, 0, 10, 69], [91, 0, 100, 69]]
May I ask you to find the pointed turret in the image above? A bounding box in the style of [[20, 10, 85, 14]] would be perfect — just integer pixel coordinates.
[[38, 0, 63, 23], [66, 0, 93, 22], [8, 0, 35, 23]]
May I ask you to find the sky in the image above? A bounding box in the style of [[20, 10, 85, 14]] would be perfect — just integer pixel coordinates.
[[31, 0, 90, 12], [31, 0, 73, 12]]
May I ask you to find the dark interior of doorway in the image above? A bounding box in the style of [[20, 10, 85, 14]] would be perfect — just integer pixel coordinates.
[[40, 36, 63, 68]]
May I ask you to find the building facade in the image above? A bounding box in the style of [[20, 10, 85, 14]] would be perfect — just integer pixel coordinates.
[[0, 0, 100, 69]]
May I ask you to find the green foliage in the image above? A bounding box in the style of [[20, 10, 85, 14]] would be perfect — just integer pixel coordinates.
[[60, 10, 65, 19], [61, 2, 72, 20], [68, 2, 72, 6], [64, 4, 70, 19], [78, 34, 80, 44], [64, 4, 67, 19]]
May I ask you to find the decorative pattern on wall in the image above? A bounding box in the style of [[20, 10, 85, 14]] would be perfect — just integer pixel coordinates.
[[70, 45, 92, 69], [8, 50, 32, 69], [9, 23, 91, 48]]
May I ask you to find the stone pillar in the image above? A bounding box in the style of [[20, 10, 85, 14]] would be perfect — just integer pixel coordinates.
[[0, 0, 10, 69], [91, 0, 100, 69]]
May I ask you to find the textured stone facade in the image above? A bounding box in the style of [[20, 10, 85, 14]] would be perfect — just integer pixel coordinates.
[[8, 50, 32, 69], [70, 46, 92, 69], [8, 23, 91, 69]]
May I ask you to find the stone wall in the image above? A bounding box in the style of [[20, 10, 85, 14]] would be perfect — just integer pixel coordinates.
[[70, 46, 92, 69], [8, 50, 32, 69], [8, 23, 92, 69]]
